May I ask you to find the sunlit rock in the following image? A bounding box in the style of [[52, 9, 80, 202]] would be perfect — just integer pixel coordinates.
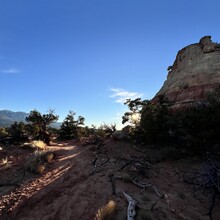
[[154, 36, 220, 109]]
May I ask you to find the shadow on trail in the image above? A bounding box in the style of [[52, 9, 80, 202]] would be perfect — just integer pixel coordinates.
[[0, 140, 91, 220]]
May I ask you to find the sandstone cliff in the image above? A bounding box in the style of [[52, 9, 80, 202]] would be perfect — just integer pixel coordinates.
[[154, 36, 220, 108]]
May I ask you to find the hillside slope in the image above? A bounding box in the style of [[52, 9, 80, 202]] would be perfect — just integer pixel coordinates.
[[0, 110, 29, 126]]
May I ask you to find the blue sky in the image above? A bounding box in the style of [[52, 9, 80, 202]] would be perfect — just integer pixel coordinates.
[[0, 0, 220, 128]]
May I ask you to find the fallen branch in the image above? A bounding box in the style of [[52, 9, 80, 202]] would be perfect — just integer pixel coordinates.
[[152, 185, 164, 198], [131, 179, 151, 191], [90, 164, 97, 176], [150, 200, 158, 210], [117, 157, 152, 169], [130, 179, 163, 198], [90, 156, 109, 176], [123, 191, 137, 220]]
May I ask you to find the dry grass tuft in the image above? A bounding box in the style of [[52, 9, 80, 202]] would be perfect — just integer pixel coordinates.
[[23, 140, 47, 151], [1, 156, 8, 165], [95, 200, 118, 220], [25, 151, 46, 173], [45, 153, 54, 163], [32, 140, 47, 150]]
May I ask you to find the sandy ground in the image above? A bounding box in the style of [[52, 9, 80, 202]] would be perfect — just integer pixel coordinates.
[[0, 139, 220, 220]]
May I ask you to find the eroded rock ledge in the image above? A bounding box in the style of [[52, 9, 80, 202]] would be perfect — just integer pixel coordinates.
[[154, 36, 220, 108]]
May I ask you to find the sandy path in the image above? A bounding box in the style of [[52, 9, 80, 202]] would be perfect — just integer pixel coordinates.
[[2, 141, 114, 220]]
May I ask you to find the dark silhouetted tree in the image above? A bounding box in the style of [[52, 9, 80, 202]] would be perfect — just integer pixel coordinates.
[[59, 111, 85, 139], [26, 109, 59, 145]]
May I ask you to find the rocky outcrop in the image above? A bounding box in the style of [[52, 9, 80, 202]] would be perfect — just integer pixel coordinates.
[[154, 36, 220, 108]]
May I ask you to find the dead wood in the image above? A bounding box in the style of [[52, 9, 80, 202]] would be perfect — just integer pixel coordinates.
[[183, 153, 220, 220], [90, 155, 109, 176], [130, 179, 163, 198], [123, 191, 137, 220], [152, 185, 164, 198], [131, 179, 151, 191], [116, 157, 153, 173]]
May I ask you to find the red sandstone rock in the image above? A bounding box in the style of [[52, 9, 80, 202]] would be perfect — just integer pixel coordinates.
[[154, 36, 220, 108]]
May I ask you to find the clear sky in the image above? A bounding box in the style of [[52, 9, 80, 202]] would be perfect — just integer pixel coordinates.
[[0, 0, 220, 128]]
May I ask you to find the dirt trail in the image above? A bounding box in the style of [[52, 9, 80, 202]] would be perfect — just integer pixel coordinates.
[[1, 141, 111, 220], [0, 140, 220, 220]]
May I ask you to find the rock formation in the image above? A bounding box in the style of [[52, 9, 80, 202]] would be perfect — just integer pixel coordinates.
[[154, 36, 220, 108]]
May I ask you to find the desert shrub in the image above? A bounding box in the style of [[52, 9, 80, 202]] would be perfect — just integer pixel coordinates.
[[31, 140, 47, 150], [25, 151, 46, 172], [140, 101, 171, 145], [7, 122, 29, 144], [95, 127, 107, 140], [130, 87, 220, 156], [24, 123, 40, 139], [0, 127, 8, 138], [25, 150, 54, 173], [170, 88, 220, 155], [122, 97, 171, 145], [59, 111, 85, 140], [96, 123, 116, 137], [26, 109, 59, 145], [22, 140, 45, 151]]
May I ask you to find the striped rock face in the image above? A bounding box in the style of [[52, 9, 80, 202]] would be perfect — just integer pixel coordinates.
[[154, 36, 220, 108]]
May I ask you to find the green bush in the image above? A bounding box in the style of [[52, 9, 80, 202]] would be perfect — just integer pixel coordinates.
[[131, 87, 220, 156], [8, 122, 29, 143], [0, 127, 8, 138], [59, 111, 85, 140], [140, 101, 171, 145]]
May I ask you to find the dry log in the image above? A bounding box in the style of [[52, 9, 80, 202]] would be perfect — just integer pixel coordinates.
[[130, 179, 164, 198], [123, 191, 137, 220], [131, 179, 151, 191]]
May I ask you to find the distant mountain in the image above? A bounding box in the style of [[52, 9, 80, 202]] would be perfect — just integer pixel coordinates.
[[0, 110, 29, 126], [0, 110, 61, 128], [51, 122, 62, 129]]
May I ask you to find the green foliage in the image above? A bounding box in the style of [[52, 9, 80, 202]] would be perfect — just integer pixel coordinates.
[[0, 127, 8, 138], [26, 109, 59, 144], [171, 90, 220, 154], [98, 123, 117, 137], [140, 101, 170, 145], [59, 111, 85, 139], [26, 109, 59, 132], [8, 122, 29, 143], [24, 123, 40, 139], [25, 150, 51, 173], [122, 98, 149, 125], [128, 88, 220, 156]]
